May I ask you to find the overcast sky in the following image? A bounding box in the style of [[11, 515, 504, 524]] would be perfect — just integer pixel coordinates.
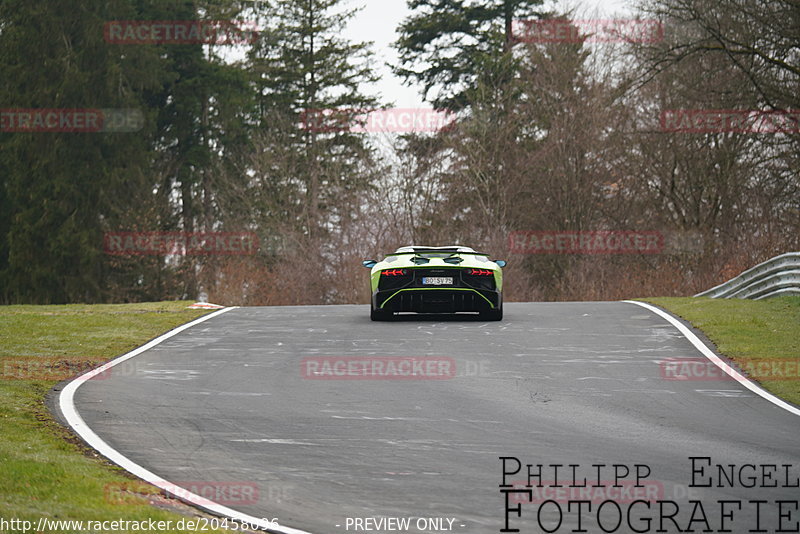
[[346, 0, 633, 108]]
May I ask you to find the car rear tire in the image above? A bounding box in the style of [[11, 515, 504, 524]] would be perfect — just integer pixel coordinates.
[[481, 302, 503, 321], [370, 303, 392, 321]]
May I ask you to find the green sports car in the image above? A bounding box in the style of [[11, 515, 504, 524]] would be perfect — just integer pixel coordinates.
[[362, 246, 506, 321]]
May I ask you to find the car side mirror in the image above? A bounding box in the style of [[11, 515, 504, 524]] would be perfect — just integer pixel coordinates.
[[495, 260, 507, 268], [362, 260, 378, 268]]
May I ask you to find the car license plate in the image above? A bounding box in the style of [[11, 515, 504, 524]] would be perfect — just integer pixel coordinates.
[[422, 277, 453, 285]]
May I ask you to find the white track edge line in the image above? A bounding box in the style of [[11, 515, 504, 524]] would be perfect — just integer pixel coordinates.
[[624, 300, 800, 418], [58, 306, 315, 534]]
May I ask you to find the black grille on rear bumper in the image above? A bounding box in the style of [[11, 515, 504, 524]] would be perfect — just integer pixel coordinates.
[[382, 289, 494, 313], [377, 271, 412, 290], [461, 270, 497, 291]]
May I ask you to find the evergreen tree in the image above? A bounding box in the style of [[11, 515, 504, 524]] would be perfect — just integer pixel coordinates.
[[147, 0, 253, 298], [0, 0, 167, 303], [394, 0, 545, 111], [0, 0, 253, 302], [246, 0, 380, 241]]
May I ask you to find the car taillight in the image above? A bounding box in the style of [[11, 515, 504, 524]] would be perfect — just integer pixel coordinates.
[[382, 269, 408, 276], [467, 269, 493, 276]]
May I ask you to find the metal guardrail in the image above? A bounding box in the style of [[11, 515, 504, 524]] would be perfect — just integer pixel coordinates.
[[695, 252, 800, 300]]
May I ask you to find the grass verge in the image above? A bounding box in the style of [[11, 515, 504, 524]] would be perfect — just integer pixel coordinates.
[[643, 296, 800, 406], [0, 302, 233, 533]]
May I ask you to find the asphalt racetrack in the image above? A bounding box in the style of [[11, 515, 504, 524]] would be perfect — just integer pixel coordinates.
[[61, 303, 800, 534]]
